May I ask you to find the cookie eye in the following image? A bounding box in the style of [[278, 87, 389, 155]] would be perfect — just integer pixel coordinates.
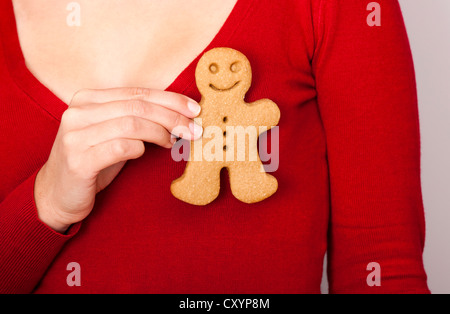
[[209, 63, 219, 74], [230, 62, 240, 73]]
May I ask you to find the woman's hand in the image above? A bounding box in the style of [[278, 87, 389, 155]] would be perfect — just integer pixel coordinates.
[[34, 87, 203, 233]]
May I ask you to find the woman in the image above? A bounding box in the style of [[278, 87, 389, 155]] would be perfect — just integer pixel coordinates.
[[0, 0, 430, 293]]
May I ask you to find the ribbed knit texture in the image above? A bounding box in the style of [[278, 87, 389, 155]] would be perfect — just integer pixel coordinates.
[[0, 0, 430, 293], [0, 169, 81, 293]]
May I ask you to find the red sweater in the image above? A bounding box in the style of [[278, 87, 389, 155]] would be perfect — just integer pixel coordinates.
[[0, 0, 430, 294]]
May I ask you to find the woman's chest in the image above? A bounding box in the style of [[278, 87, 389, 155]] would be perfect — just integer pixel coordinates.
[[12, 0, 238, 104]]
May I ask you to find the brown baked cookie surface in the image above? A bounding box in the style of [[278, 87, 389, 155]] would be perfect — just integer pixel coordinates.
[[171, 48, 280, 205]]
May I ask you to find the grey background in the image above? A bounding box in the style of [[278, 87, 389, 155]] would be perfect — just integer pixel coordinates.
[[321, 0, 450, 294]]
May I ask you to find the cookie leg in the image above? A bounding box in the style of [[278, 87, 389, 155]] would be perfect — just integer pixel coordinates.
[[227, 161, 278, 204], [171, 161, 222, 206]]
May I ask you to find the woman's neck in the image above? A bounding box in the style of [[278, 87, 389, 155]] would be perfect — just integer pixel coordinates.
[[12, 0, 238, 104]]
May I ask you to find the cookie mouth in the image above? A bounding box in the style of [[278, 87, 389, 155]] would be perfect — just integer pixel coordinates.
[[209, 81, 241, 92]]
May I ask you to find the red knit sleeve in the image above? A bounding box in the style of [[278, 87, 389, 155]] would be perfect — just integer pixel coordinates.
[[311, 0, 429, 293], [0, 168, 81, 294]]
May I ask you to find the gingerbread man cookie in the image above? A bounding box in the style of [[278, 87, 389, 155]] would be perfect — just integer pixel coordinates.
[[171, 47, 280, 205]]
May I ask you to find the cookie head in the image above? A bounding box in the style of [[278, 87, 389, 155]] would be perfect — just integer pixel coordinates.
[[195, 48, 252, 97]]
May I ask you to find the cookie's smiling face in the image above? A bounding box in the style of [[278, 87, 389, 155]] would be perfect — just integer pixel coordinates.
[[207, 61, 242, 92], [196, 48, 252, 97]]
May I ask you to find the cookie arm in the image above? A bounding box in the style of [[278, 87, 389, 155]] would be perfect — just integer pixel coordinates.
[[246, 99, 281, 128], [312, 0, 429, 293]]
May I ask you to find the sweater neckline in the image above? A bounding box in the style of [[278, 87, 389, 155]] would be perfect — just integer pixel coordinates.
[[0, 0, 252, 121]]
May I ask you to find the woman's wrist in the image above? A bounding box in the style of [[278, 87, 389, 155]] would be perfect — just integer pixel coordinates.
[[34, 167, 71, 234], [36, 203, 71, 234]]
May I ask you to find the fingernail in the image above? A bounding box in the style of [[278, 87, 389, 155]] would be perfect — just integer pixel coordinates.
[[187, 100, 201, 116], [189, 122, 203, 138]]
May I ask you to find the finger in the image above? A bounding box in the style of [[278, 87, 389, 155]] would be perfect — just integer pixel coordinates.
[[70, 87, 201, 118], [66, 116, 176, 149], [85, 139, 146, 174], [61, 99, 203, 140]]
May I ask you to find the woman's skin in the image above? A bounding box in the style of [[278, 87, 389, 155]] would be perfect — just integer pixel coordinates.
[[12, 0, 238, 233]]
